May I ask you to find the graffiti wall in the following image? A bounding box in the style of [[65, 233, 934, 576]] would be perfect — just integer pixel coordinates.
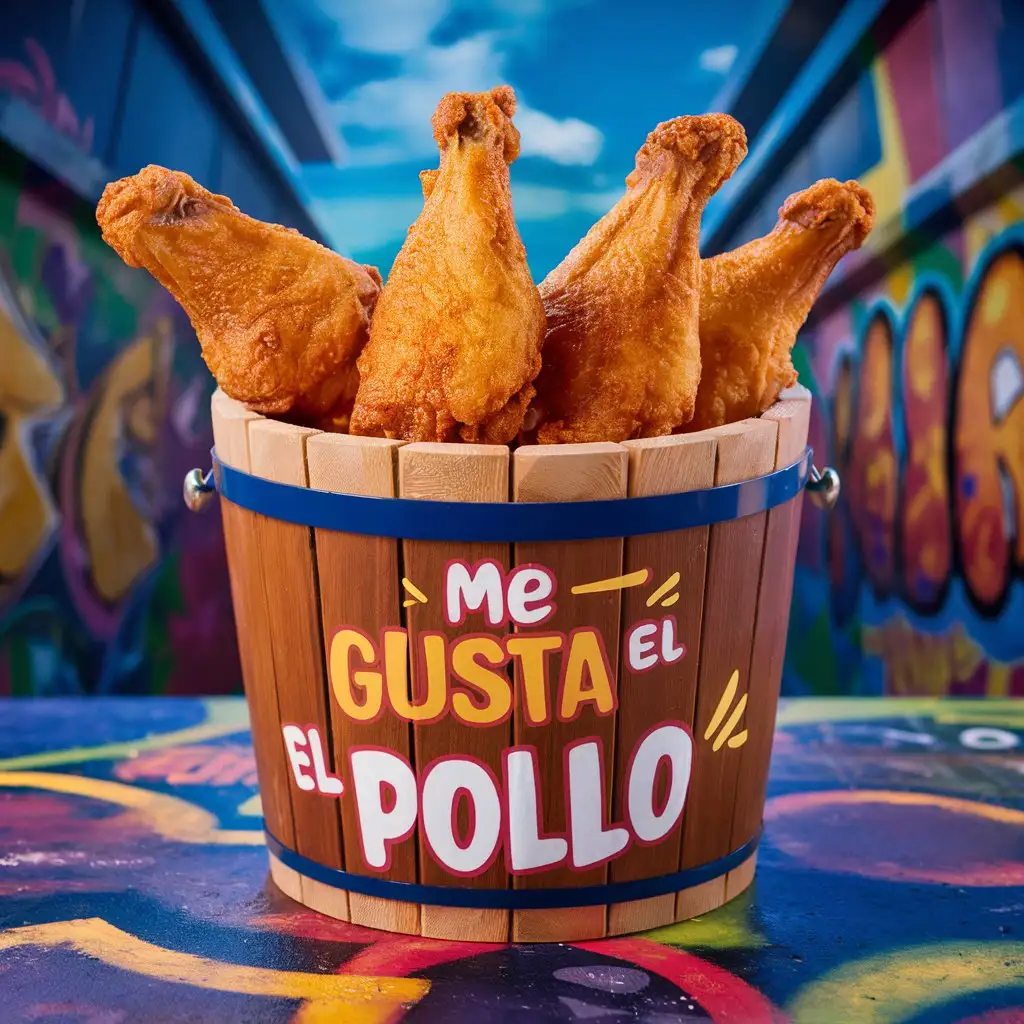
[[0, 150, 243, 695], [0, 0, 325, 694], [707, 0, 1024, 696], [791, 201, 1024, 695]]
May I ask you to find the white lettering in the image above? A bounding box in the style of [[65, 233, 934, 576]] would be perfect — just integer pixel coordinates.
[[350, 749, 418, 869]]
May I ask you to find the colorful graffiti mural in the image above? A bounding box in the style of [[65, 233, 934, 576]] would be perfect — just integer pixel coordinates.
[[2, 696, 1023, 1021], [789, 196, 1024, 695], [709, 0, 1024, 695], [0, 151, 241, 694]]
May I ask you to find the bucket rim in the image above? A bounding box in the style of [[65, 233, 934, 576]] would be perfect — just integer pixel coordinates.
[[210, 446, 813, 541]]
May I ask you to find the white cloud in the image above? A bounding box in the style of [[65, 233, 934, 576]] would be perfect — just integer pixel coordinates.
[[302, 0, 451, 55], [699, 44, 738, 74], [516, 107, 603, 166], [314, 3, 603, 170]]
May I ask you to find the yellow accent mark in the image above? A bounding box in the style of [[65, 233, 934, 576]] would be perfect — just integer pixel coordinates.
[[661, 593, 680, 608], [704, 670, 740, 740], [727, 730, 748, 749], [401, 578, 428, 603], [713, 694, 748, 752], [571, 568, 650, 595], [0, 771, 263, 846], [402, 599, 419, 608], [0, 918, 429, 1024], [646, 572, 681, 607]]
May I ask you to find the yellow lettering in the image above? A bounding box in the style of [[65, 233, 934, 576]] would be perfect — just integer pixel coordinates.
[[505, 634, 562, 725], [329, 629, 381, 721], [559, 629, 616, 721], [386, 630, 447, 722], [450, 636, 510, 725]]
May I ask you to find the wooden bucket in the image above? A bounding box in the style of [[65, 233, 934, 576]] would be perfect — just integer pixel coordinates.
[[204, 385, 812, 942]]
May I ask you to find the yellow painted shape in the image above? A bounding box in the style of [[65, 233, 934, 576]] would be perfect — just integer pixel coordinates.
[[727, 729, 748, 749], [0, 771, 263, 845], [0, 698, 250, 771], [704, 670, 739, 741], [859, 58, 911, 234], [886, 263, 914, 308], [987, 662, 1011, 697], [646, 571, 681, 607], [80, 326, 167, 602], [571, 568, 650, 595], [401, 578, 428, 603], [789, 941, 1024, 1024], [0, 304, 64, 579], [0, 300, 64, 410], [644, 888, 767, 949], [768, 788, 1024, 826], [713, 693, 747, 751], [0, 918, 429, 1024], [237, 793, 263, 817], [775, 697, 1024, 729], [661, 593, 680, 608]]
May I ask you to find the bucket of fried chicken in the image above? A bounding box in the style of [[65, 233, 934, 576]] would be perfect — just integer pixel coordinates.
[[97, 86, 873, 942]]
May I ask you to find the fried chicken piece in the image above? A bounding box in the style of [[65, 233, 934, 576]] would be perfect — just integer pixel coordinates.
[[688, 178, 875, 431], [349, 86, 545, 443], [97, 165, 381, 424], [526, 114, 747, 444]]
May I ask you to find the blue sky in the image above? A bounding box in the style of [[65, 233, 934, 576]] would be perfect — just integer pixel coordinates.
[[264, 0, 789, 278]]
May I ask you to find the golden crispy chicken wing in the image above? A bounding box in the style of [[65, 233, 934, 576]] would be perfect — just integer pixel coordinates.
[[526, 114, 747, 444], [688, 178, 875, 431], [97, 165, 381, 426], [349, 86, 545, 443]]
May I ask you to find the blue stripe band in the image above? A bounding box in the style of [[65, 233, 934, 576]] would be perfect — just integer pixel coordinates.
[[264, 828, 760, 910], [214, 447, 811, 542]]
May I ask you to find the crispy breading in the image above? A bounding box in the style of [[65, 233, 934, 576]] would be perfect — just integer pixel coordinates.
[[349, 86, 545, 443], [688, 178, 875, 431], [526, 114, 747, 444], [97, 165, 380, 424]]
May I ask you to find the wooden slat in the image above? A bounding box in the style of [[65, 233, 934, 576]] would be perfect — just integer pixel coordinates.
[[727, 388, 811, 894], [400, 442, 511, 942], [676, 418, 778, 922], [607, 434, 717, 936], [248, 418, 345, 918], [511, 442, 628, 942], [307, 433, 419, 934], [211, 391, 301, 900]]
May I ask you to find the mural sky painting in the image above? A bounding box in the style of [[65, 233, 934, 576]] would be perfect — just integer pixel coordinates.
[[267, 0, 790, 278]]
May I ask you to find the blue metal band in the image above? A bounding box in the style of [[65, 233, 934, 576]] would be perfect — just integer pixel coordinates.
[[264, 828, 760, 910], [214, 447, 811, 542]]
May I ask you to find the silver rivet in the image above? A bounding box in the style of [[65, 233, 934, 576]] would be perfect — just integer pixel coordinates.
[[183, 468, 215, 512], [807, 465, 841, 510]]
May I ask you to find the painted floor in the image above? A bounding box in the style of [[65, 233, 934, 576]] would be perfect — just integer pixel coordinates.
[[0, 697, 1022, 1022]]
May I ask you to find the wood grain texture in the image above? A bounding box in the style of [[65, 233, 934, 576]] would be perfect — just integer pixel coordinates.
[[268, 851, 304, 903], [307, 433, 419, 935], [247, 419, 344, 914], [673, 850, 758, 922], [607, 434, 717, 936], [724, 850, 758, 902], [399, 442, 511, 942], [728, 390, 811, 870], [511, 442, 628, 943], [211, 391, 295, 853], [676, 418, 778, 923]]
